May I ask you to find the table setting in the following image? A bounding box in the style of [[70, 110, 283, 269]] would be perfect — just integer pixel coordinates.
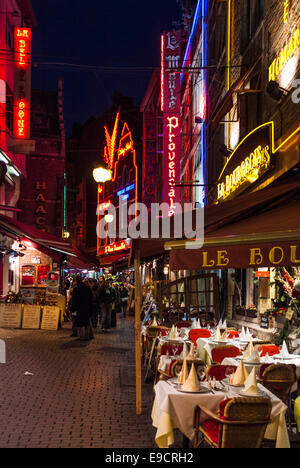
[[152, 356, 290, 448]]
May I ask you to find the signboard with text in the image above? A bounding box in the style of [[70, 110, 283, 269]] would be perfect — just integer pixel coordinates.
[[0, 304, 22, 329], [162, 31, 182, 216], [14, 27, 32, 140]]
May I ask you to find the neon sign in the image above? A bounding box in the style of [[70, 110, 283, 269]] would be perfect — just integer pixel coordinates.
[[117, 123, 134, 158], [269, 26, 300, 82], [162, 30, 181, 215], [14, 28, 32, 140], [283, 0, 290, 23], [117, 184, 135, 198], [104, 112, 120, 170], [104, 241, 129, 254], [217, 145, 271, 201]]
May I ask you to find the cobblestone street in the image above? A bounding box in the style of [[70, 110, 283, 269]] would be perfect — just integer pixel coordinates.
[[0, 318, 157, 448]]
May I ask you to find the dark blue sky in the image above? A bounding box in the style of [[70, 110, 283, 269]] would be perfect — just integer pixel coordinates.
[[31, 0, 182, 134]]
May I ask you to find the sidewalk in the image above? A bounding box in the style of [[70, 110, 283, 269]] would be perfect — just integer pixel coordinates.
[[0, 317, 156, 448]]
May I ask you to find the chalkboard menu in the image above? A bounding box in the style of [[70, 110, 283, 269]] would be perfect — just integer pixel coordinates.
[[260, 314, 269, 329]]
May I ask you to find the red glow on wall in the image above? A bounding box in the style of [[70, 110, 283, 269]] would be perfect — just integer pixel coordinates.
[[14, 100, 29, 139], [199, 95, 206, 121]]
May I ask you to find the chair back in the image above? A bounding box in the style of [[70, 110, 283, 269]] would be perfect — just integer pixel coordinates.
[[258, 344, 280, 357], [189, 329, 211, 345], [220, 397, 272, 448], [262, 363, 296, 404], [160, 344, 183, 357], [227, 331, 240, 339], [175, 321, 192, 329], [211, 346, 241, 364], [207, 365, 237, 381]]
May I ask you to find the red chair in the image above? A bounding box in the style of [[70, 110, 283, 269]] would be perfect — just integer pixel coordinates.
[[189, 329, 212, 346], [227, 331, 240, 339], [211, 346, 242, 364], [175, 321, 192, 329], [160, 344, 184, 357], [258, 344, 280, 357], [207, 365, 237, 381], [193, 398, 272, 448]]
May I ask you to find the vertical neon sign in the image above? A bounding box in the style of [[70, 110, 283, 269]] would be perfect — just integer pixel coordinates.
[[162, 31, 182, 216], [14, 28, 32, 139]]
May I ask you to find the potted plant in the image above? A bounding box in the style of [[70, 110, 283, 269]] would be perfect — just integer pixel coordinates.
[[246, 304, 257, 318]]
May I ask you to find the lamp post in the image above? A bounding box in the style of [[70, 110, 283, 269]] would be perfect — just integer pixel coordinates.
[[93, 164, 112, 184]]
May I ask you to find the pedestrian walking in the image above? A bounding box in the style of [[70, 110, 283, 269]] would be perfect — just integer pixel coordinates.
[[119, 283, 129, 318], [71, 275, 93, 341], [97, 279, 116, 332], [90, 279, 100, 329]]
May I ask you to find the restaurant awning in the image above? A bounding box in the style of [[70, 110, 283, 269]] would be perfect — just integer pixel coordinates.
[[167, 178, 300, 270], [0, 213, 97, 268]]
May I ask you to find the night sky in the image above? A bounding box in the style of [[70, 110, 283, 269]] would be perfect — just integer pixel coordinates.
[[30, 0, 182, 135]]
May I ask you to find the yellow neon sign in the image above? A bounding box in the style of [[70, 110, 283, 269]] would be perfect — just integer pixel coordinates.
[[269, 25, 300, 82], [283, 0, 290, 24], [218, 122, 300, 201]]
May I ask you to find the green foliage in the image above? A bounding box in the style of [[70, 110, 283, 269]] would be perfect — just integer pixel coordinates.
[[275, 319, 290, 348]]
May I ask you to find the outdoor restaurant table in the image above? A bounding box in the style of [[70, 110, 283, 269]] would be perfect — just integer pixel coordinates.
[[152, 380, 290, 449], [197, 337, 263, 364]]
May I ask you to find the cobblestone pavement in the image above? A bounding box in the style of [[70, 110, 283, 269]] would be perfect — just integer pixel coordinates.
[[0, 317, 157, 448]]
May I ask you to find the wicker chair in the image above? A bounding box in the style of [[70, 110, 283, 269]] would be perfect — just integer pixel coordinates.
[[193, 397, 272, 448], [261, 364, 296, 405]]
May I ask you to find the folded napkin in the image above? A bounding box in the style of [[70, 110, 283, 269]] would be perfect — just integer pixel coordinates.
[[244, 368, 259, 396], [182, 363, 199, 392], [222, 320, 227, 329], [243, 340, 254, 359], [178, 359, 189, 384], [261, 353, 274, 364], [230, 360, 249, 386], [245, 346, 260, 364], [239, 326, 247, 341], [214, 327, 222, 341], [186, 343, 195, 361], [169, 325, 179, 340], [191, 320, 197, 329], [245, 327, 252, 340], [196, 319, 201, 329], [180, 342, 189, 359], [280, 341, 289, 359]]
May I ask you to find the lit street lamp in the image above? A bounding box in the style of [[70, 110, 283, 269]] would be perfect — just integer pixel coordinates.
[[93, 165, 112, 183]]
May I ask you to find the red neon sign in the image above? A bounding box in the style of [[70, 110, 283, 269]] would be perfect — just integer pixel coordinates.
[[15, 28, 31, 66], [104, 241, 128, 254], [161, 34, 165, 112], [162, 31, 181, 216], [14, 27, 32, 139]]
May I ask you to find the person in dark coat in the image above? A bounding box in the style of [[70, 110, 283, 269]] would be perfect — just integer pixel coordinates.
[[71, 275, 93, 341], [97, 279, 116, 332]]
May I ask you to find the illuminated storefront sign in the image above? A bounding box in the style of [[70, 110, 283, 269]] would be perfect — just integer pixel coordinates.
[[118, 124, 134, 158], [104, 112, 120, 171], [268, 1, 300, 83], [162, 30, 181, 216], [217, 124, 274, 202], [117, 184, 135, 198], [269, 26, 300, 82], [35, 181, 47, 231], [104, 240, 130, 254], [14, 28, 32, 139]]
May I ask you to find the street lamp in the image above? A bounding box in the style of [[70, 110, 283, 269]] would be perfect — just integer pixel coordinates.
[[93, 164, 112, 183]]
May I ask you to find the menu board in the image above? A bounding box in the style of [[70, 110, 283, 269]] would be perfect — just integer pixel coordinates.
[[41, 306, 60, 331], [0, 303, 22, 328], [22, 305, 41, 329], [260, 314, 269, 330]]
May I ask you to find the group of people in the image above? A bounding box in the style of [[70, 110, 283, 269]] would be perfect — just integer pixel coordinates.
[[66, 275, 130, 341]]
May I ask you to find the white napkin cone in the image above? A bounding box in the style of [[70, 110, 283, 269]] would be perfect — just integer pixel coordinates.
[[246, 346, 260, 363], [245, 327, 252, 340], [262, 353, 274, 364], [196, 319, 201, 329], [186, 343, 195, 361], [181, 363, 199, 392], [280, 341, 289, 359], [214, 327, 222, 341], [180, 342, 189, 359], [240, 326, 247, 341], [230, 360, 249, 386], [151, 316, 158, 327], [178, 359, 189, 384], [243, 340, 254, 359], [244, 368, 259, 396]]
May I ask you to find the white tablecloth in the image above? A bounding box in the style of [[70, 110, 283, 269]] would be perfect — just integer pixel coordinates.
[[152, 380, 290, 448], [197, 337, 263, 364]]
